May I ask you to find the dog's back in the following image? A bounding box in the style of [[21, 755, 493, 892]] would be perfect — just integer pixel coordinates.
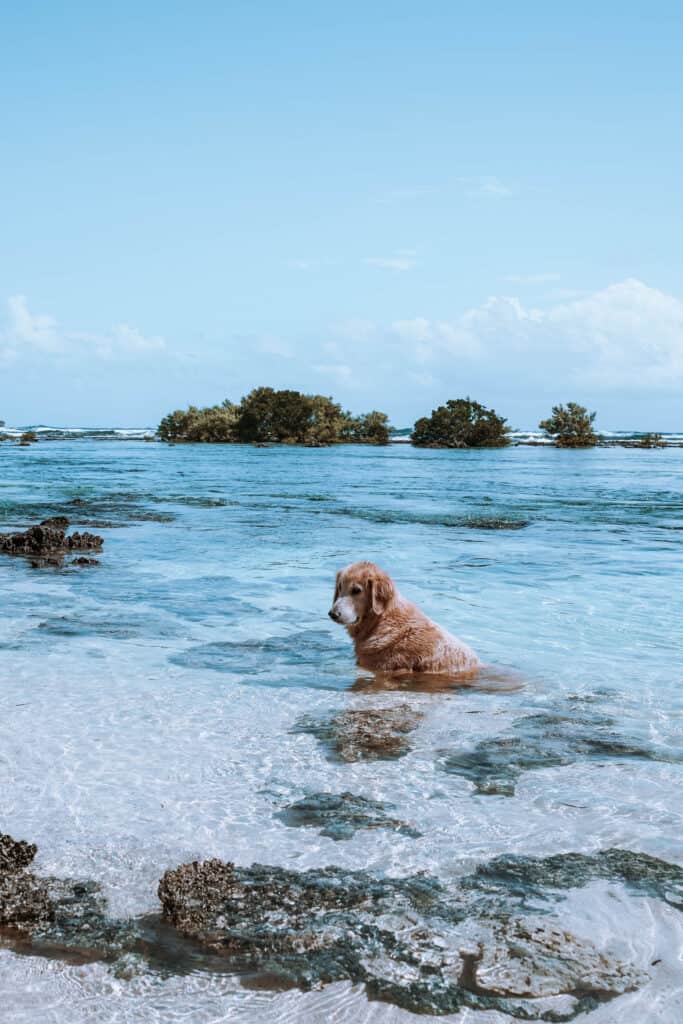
[[354, 594, 480, 674]]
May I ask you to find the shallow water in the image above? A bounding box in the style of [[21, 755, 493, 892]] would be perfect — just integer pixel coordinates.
[[0, 440, 682, 1022]]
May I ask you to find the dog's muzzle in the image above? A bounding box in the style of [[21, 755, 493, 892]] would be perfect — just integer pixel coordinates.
[[329, 596, 359, 625]]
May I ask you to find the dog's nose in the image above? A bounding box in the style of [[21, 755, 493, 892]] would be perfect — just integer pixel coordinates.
[[328, 608, 341, 621]]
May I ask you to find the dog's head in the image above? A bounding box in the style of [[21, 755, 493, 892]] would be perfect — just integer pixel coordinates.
[[328, 561, 396, 628]]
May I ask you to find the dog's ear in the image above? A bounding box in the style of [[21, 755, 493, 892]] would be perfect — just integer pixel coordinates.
[[369, 571, 395, 615]]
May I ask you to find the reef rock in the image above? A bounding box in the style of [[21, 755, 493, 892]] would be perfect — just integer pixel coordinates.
[[0, 832, 53, 929], [293, 704, 424, 761], [442, 705, 680, 795], [276, 791, 421, 841], [0, 517, 103, 566], [158, 855, 650, 1018]]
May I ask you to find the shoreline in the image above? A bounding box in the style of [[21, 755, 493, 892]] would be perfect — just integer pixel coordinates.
[[1, 432, 682, 448]]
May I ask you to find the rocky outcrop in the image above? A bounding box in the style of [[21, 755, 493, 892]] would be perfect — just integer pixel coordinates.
[[293, 704, 424, 761], [3, 829, 682, 1016], [0, 831, 140, 963], [442, 704, 681, 795], [157, 852, 664, 1019], [0, 517, 103, 566], [276, 791, 421, 840]]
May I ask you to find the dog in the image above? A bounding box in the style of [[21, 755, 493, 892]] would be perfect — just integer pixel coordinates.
[[329, 561, 480, 674]]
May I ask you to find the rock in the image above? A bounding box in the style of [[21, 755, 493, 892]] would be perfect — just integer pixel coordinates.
[[70, 557, 101, 566], [0, 518, 103, 566], [0, 833, 37, 874], [0, 831, 141, 962], [0, 832, 52, 929], [158, 855, 649, 1018], [442, 705, 681, 795], [276, 791, 421, 841], [293, 704, 424, 762], [1, 829, 678, 1015]]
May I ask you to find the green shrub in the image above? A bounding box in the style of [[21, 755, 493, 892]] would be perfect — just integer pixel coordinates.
[[412, 398, 510, 448], [539, 403, 598, 447], [158, 390, 391, 445], [157, 401, 237, 442], [345, 410, 391, 445]]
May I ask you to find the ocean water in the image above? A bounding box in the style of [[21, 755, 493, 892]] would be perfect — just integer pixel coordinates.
[[0, 440, 681, 1023]]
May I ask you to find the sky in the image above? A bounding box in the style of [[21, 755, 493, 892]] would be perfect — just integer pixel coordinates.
[[1, 1, 682, 430]]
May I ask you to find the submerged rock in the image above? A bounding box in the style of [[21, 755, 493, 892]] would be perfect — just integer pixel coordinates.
[[442, 706, 681, 795], [0, 518, 103, 566], [0, 833, 37, 874], [0, 832, 52, 929], [3, 829, 681, 1015], [0, 831, 137, 960], [276, 791, 421, 841], [471, 848, 683, 911], [158, 854, 652, 1018], [293, 704, 424, 761]]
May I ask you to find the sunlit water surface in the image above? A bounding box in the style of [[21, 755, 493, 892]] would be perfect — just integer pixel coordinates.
[[0, 441, 681, 1022]]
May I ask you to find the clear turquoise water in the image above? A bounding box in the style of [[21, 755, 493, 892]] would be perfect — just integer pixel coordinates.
[[0, 441, 682, 1022]]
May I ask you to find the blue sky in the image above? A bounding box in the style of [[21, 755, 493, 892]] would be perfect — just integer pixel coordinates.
[[1, 1, 682, 429]]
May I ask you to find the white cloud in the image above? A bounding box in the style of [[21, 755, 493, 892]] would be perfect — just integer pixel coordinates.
[[545, 278, 683, 386], [7, 294, 60, 351], [386, 279, 683, 388], [1, 296, 165, 363], [364, 249, 417, 272], [322, 280, 683, 396], [111, 324, 165, 352]]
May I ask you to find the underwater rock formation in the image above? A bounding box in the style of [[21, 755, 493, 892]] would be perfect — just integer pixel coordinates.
[[0, 833, 52, 929], [0, 830, 138, 961], [0, 517, 103, 566], [4, 829, 683, 1017], [157, 851, 672, 1019], [442, 706, 681, 795], [293, 704, 424, 761], [276, 791, 421, 840]]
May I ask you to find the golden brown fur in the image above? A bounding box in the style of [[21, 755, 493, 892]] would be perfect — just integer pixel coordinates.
[[329, 561, 480, 674]]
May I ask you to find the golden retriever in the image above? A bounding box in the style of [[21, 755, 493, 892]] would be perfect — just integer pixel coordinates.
[[329, 561, 480, 674]]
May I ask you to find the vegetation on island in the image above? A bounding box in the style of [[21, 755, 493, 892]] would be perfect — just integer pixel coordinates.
[[411, 398, 510, 448], [538, 402, 599, 447], [157, 388, 391, 445]]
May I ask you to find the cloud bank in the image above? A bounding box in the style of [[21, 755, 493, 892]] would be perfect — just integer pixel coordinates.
[[1, 295, 165, 363]]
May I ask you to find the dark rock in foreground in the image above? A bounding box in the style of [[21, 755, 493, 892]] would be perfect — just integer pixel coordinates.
[[158, 850, 682, 1019], [293, 704, 424, 761], [0, 830, 134, 959], [0, 518, 103, 566], [276, 791, 421, 841], [3, 829, 683, 1016]]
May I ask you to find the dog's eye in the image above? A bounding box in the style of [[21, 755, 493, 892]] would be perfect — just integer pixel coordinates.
[[350, 584, 362, 595]]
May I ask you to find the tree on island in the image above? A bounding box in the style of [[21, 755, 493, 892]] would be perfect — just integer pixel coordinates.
[[158, 401, 237, 443], [539, 402, 598, 447], [411, 398, 510, 448], [157, 389, 391, 445]]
